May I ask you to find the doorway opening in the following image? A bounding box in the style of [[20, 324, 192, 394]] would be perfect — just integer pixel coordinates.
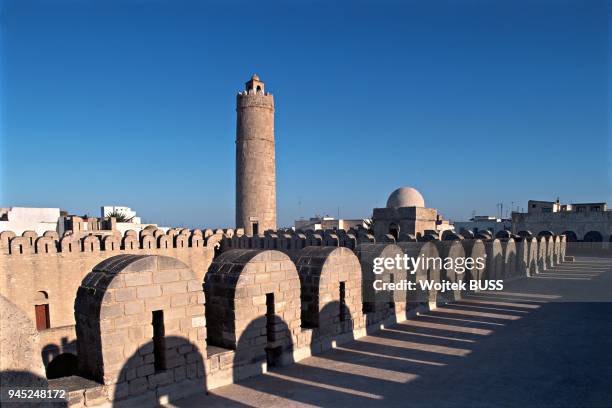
[[35, 304, 50, 331]]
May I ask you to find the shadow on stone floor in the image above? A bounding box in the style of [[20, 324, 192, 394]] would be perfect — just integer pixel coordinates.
[[197, 259, 612, 407]]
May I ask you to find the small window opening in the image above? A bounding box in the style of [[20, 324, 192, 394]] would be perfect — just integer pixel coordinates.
[[339, 282, 346, 321], [266, 293, 275, 342], [152, 310, 166, 371], [265, 292, 284, 366]]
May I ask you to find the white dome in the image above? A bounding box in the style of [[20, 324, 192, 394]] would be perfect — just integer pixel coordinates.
[[386, 187, 425, 208]]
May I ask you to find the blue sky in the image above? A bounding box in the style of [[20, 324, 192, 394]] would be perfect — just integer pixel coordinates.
[[1, 0, 609, 228]]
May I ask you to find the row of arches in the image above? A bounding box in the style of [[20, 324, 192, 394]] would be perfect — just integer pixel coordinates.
[[533, 230, 610, 242], [36, 233, 565, 404]]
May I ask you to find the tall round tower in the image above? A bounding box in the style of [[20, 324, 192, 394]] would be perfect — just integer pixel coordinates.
[[235, 74, 276, 235]]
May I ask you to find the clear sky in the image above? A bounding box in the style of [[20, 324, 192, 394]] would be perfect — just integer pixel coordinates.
[[1, 0, 610, 228]]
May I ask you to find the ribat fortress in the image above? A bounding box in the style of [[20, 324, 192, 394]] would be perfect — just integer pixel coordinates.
[[0, 76, 572, 406]]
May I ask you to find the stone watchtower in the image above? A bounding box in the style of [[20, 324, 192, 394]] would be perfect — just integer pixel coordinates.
[[235, 74, 277, 235]]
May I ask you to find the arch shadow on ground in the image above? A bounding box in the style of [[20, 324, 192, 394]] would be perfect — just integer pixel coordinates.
[[113, 336, 207, 407]]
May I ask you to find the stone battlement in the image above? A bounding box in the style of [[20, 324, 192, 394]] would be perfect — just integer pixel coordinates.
[[0, 231, 569, 406], [0, 227, 216, 369], [0, 227, 223, 256], [236, 90, 274, 110]]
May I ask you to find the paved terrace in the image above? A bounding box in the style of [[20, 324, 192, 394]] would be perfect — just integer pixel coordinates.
[[177, 257, 612, 407]]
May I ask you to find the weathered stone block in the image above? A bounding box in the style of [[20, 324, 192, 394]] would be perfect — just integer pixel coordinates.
[[124, 272, 153, 287], [162, 281, 187, 295], [136, 285, 162, 299]]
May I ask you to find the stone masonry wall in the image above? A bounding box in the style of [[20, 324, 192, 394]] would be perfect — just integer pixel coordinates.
[[204, 249, 303, 370], [354, 243, 406, 320], [292, 247, 364, 344], [0, 228, 214, 364], [75, 255, 205, 403]]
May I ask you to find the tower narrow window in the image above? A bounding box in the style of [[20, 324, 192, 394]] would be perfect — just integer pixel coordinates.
[[35, 304, 50, 330], [252, 222, 259, 236], [339, 282, 346, 321], [152, 310, 166, 371]]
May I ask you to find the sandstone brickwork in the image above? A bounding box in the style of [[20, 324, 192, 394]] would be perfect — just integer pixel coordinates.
[[354, 243, 406, 320], [397, 242, 440, 308], [435, 240, 466, 302], [484, 239, 504, 280], [74, 254, 206, 403], [292, 247, 364, 346], [537, 236, 547, 271], [553, 236, 561, 264], [0, 295, 48, 388], [461, 239, 487, 283], [514, 237, 529, 276], [0, 220, 570, 407], [559, 235, 567, 261], [545, 235, 555, 268], [0, 228, 213, 368], [501, 238, 518, 279], [204, 249, 302, 369], [526, 237, 539, 276]]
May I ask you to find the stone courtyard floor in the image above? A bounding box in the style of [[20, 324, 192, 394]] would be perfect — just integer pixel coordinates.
[[174, 257, 612, 407]]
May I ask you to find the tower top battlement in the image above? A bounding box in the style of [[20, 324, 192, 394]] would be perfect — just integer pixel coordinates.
[[245, 74, 264, 93], [237, 74, 273, 100]]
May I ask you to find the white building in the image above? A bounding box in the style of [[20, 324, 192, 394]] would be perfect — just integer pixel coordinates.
[[101, 206, 141, 224], [294, 216, 368, 231], [0, 206, 162, 237], [0, 207, 61, 235], [453, 215, 512, 236]]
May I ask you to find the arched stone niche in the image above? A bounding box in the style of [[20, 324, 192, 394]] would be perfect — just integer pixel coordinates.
[[501, 238, 517, 279], [527, 237, 539, 276], [354, 243, 405, 319], [75, 254, 206, 397], [306, 232, 323, 247], [292, 247, 364, 340], [397, 242, 441, 310], [462, 239, 487, 283], [459, 230, 475, 239], [536, 237, 547, 272], [204, 249, 302, 367], [484, 239, 504, 280], [553, 235, 562, 265], [435, 240, 466, 302], [559, 235, 567, 262], [545, 236, 555, 268], [514, 237, 529, 276]]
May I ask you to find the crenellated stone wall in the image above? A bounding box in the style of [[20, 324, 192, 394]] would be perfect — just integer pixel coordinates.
[[0, 227, 215, 378], [0, 226, 570, 406]]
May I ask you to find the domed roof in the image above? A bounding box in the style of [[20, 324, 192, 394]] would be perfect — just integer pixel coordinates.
[[386, 187, 425, 208]]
